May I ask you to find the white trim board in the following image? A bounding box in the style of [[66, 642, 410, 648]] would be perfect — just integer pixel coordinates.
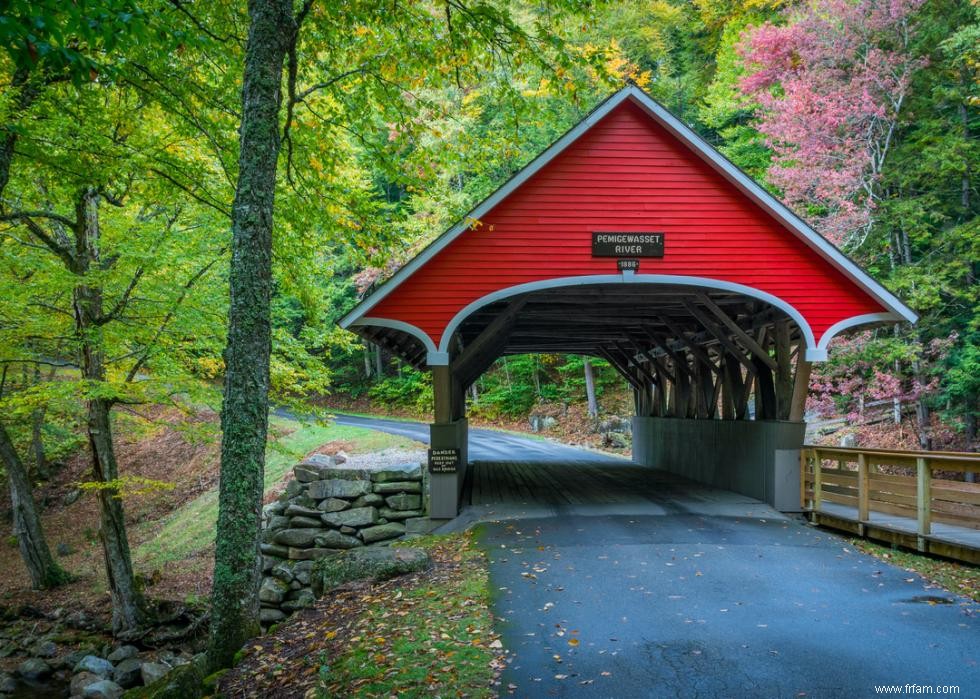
[[340, 85, 916, 340], [357, 275, 905, 365]]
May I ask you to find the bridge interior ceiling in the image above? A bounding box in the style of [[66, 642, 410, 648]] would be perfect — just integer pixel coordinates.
[[354, 284, 812, 421]]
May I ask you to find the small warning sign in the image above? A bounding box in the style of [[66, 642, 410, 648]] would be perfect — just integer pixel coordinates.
[[428, 448, 460, 473]]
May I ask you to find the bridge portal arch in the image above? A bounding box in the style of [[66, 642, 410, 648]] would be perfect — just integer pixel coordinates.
[[339, 85, 916, 519]]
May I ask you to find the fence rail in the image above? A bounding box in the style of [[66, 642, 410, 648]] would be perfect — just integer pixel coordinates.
[[801, 445, 980, 564]]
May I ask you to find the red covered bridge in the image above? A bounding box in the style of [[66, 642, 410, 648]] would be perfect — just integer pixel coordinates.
[[340, 85, 916, 518]]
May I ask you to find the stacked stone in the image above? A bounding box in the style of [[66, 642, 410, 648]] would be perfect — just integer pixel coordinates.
[[258, 454, 429, 625]]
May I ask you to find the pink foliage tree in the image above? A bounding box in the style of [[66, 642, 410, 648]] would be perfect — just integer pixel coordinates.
[[739, 0, 926, 249]]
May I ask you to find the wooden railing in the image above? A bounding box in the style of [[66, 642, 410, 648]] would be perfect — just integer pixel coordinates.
[[801, 445, 980, 561]]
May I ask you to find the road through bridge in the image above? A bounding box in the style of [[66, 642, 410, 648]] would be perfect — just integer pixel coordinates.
[[335, 414, 980, 698]]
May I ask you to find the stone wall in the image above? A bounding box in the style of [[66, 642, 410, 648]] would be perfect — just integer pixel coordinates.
[[258, 454, 432, 625]]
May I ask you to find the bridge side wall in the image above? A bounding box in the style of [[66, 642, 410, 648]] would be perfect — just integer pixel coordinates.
[[632, 417, 805, 511]]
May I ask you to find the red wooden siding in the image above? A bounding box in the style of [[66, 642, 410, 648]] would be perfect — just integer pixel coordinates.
[[369, 100, 887, 347]]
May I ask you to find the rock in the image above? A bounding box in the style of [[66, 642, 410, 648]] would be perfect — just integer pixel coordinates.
[[307, 479, 371, 500], [271, 562, 294, 583], [106, 645, 138, 664], [317, 467, 369, 481], [281, 588, 315, 612], [350, 493, 384, 508], [312, 546, 429, 595], [293, 561, 314, 585], [840, 432, 858, 447], [273, 528, 319, 548], [56, 541, 73, 556], [385, 493, 422, 511], [263, 500, 286, 516], [0, 672, 16, 693], [339, 525, 357, 535], [259, 576, 290, 604], [262, 555, 278, 572], [31, 639, 58, 657], [140, 661, 171, 686], [293, 459, 330, 483], [82, 679, 124, 699], [267, 515, 291, 531], [17, 657, 52, 679], [65, 610, 94, 629], [284, 480, 305, 498], [74, 656, 113, 678], [321, 506, 379, 528], [61, 647, 98, 670], [112, 656, 143, 688], [137, 655, 207, 699], [372, 481, 421, 494], [289, 515, 322, 528], [317, 497, 350, 512], [405, 517, 439, 535], [371, 464, 422, 482], [288, 547, 342, 561], [314, 530, 362, 550], [284, 504, 322, 518], [360, 522, 406, 544], [379, 507, 422, 521], [71, 671, 102, 695], [260, 543, 289, 558], [603, 432, 629, 449], [259, 608, 286, 624], [63, 488, 82, 506]]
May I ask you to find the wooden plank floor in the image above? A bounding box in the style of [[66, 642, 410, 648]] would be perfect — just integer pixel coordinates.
[[815, 501, 980, 564]]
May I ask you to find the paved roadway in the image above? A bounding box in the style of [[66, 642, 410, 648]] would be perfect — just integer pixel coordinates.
[[335, 414, 980, 698], [332, 413, 625, 464]]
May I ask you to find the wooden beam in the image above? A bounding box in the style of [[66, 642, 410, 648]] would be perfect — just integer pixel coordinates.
[[774, 320, 794, 420], [642, 327, 693, 379], [682, 299, 757, 376], [789, 347, 812, 422], [657, 314, 719, 372], [697, 293, 778, 371], [598, 348, 644, 391], [452, 297, 526, 383]]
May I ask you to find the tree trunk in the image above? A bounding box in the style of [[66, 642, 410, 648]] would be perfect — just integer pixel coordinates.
[[30, 366, 49, 480], [363, 340, 372, 379], [375, 344, 383, 379], [583, 358, 598, 417], [0, 68, 39, 204], [0, 422, 68, 590], [208, 0, 293, 671], [73, 189, 148, 635]]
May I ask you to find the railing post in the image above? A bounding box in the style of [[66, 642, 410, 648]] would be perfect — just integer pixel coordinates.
[[813, 451, 822, 512], [916, 456, 931, 544], [800, 449, 807, 510], [857, 453, 869, 523]]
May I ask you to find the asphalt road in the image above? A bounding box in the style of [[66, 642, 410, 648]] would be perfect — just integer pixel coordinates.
[[332, 414, 979, 698], [331, 413, 624, 463]]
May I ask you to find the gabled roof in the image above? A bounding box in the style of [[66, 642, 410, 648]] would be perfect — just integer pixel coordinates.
[[340, 85, 916, 330]]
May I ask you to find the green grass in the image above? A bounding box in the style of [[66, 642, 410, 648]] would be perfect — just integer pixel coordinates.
[[316, 532, 496, 699], [134, 416, 422, 568], [849, 538, 979, 602]]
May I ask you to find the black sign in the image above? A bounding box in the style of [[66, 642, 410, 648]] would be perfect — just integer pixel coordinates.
[[428, 448, 460, 473], [617, 258, 639, 272], [592, 232, 664, 258]]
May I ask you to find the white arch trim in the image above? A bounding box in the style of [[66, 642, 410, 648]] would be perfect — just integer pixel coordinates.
[[436, 274, 830, 359], [353, 318, 448, 366], [814, 312, 901, 359]]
